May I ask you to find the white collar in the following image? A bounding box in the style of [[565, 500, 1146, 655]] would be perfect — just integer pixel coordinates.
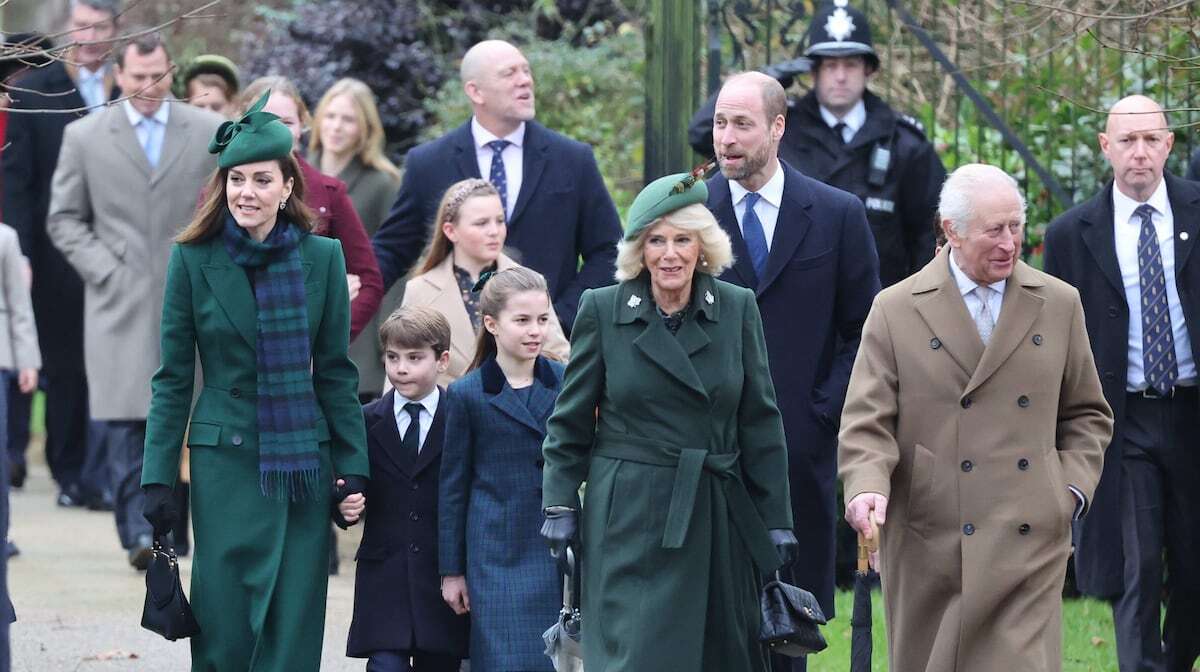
[[1111, 177, 1169, 226], [471, 117, 525, 149], [393, 386, 440, 419], [122, 99, 170, 128], [728, 159, 786, 209], [949, 249, 1006, 298], [819, 99, 867, 135]]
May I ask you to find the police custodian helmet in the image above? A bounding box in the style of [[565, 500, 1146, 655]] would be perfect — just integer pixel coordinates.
[[803, 0, 880, 70]]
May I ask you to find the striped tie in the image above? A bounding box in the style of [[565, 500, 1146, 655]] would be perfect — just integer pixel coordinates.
[[1136, 203, 1177, 396]]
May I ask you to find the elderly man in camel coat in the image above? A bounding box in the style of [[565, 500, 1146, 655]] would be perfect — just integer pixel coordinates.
[[838, 163, 1113, 672]]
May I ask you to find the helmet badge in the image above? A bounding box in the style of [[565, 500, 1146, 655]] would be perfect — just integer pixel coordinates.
[[825, 4, 855, 42]]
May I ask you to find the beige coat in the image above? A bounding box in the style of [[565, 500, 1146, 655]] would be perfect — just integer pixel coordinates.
[[400, 253, 569, 387], [47, 102, 222, 419], [838, 247, 1112, 672], [0, 224, 41, 371]]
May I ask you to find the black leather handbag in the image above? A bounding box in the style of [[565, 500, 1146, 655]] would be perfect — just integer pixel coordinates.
[[141, 536, 200, 641], [759, 571, 828, 657]]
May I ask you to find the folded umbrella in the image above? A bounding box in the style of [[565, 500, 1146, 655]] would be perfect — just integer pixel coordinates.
[[850, 513, 880, 672], [543, 546, 583, 672]]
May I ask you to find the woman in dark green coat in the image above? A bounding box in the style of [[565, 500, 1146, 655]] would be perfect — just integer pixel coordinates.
[[540, 173, 797, 671], [140, 93, 369, 672]]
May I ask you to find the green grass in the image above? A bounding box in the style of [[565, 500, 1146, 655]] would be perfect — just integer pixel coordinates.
[[808, 591, 1118, 671]]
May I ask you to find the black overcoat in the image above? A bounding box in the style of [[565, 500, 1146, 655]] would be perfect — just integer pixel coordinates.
[[1042, 173, 1200, 596], [706, 162, 880, 616], [347, 388, 469, 658]]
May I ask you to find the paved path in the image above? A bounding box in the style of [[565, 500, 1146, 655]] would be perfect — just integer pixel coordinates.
[[9, 457, 365, 671]]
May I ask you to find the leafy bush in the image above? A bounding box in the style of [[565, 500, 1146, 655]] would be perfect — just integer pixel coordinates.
[[424, 22, 646, 213]]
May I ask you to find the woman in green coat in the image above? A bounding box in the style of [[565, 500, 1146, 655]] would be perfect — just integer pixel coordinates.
[[140, 93, 370, 672], [540, 173, 797, 671]]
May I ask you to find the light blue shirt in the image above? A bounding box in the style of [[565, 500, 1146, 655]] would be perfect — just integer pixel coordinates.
[[729, 160, 786, 250], [949, 249, 1006, 328], [393, 386, 440, 453], [76, 65, 108, 114], [123, 100, 169, 169], [1112, 179, 1195, 390]]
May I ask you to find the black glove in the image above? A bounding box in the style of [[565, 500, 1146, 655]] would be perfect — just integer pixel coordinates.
[[539, 507, 578, 563], [762, 57, 812, 90], [769, 528, 799, 567], [142, 484, 178, 537], [331, 475, 368, 530]]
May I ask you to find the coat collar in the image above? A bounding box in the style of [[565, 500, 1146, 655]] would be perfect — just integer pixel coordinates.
[[911, 246, 1046, 393], [613, 272, 717, 399], [417, 253, 517, 365], [199, 233, 316, 349], [106, 102, 192, 185], [452, 119, 551, 227], [366, 387, 447, 478], [479, 356, 560, 436]]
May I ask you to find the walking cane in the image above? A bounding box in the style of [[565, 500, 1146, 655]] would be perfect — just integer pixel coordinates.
[[850, 512, 879, 672]]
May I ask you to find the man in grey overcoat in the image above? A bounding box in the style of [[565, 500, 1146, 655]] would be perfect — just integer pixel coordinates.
[[47, 31, 222, 568]]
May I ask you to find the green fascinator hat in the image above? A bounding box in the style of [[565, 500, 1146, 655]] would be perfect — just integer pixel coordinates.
[[208, 90, 294, 169], [623, 165, 711, 241]]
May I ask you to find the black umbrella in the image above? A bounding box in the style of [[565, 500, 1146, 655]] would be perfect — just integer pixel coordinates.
[[851, 514, 880, 672]]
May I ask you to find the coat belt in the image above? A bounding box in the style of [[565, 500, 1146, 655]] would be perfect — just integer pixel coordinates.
[[592, 428, 780, 575]]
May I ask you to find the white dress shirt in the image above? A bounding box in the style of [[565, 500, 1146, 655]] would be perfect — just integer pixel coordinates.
[[949, 250, 1006, 329], [393, 387, 440, 453], [122, 100, 169, 167], [729, 161, 786, 250], [472, 117, 525, 219], [1112, 179, 1195, 390], [819, 99, 867, 144]]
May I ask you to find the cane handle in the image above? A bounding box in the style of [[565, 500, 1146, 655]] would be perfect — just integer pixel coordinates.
[[856, 511, 880, 573]]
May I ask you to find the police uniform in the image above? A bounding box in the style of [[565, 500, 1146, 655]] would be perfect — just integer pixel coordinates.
[[688, 0, 946, 289]]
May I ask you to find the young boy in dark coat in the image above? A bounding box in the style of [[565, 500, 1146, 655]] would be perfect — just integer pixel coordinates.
[[347, 306, 468, 671]]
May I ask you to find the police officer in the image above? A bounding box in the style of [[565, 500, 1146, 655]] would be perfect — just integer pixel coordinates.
[[689, 0, 946, 289]]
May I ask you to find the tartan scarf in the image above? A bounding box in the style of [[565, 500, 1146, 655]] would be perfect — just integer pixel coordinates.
[[221, 211, 320, 501]]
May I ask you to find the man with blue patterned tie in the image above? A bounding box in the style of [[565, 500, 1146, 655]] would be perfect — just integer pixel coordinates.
[[46, 31, 222, 570], [705, 72, 879, 671], [1045, 95, 1200, 672], [372, 40, 622, 332]]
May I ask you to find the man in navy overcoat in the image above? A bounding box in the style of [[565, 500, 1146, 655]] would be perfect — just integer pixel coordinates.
[[371, 40, 622, 331], [705, 73, 880, 654]]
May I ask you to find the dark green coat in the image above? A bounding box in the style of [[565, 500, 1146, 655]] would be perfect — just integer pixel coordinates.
[[542, 272, 792, 672], [142, 233, 369, 672]]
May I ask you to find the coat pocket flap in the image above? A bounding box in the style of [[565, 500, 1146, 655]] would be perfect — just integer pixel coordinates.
[[187, 422, 221, 447]]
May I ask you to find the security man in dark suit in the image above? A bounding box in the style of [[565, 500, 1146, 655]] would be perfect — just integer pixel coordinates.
[[690, 0, 945, 290], [0, 0, 121, 510], [371, 39, 622, 331], [1044, 95, 1200, 672]]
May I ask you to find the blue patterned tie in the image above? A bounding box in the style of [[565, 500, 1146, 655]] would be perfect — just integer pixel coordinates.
[[741, 192, 769, 280], [1137, 203, 1177, 395], [487, 139, 511, 215]]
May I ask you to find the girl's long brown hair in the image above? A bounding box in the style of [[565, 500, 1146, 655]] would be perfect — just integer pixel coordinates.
[[177, 154, 316, 243], [414, 178, 501, 276], [467, 266, 552, 372]]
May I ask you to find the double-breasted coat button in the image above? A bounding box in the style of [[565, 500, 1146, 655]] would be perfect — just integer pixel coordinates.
[[230, 387, 241, 398], [319, 206, 327, 213], [961, 397, 972, 409], [410, 482, 419, 491], [963, 523, 976, 536], [409, 543, 420, 554], [409, 511, 419, 521], [1018, 458, 1030, 470], [1107, 306, 1119, 318], [231, 434, 244, 446], [1019, 523, 1031, 535], [1018, 395, 1030, 408], [961, 460, 973, 473], [1032, 334, 1043, 346], [930, 338, 942, 350], [1104, 371, 1115, 381]]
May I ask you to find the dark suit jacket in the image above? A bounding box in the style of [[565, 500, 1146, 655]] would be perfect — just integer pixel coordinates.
[[371, 120, 622, 330], [1042, 173, 1200, 597], [0, 61, 116, 358], [347, 388, 469, 658], [707, 162, 880, 615]]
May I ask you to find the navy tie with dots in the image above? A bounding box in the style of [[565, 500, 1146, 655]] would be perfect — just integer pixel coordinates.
[[741, 192, 769, 281], [487, 139, 511, 215], [1136, 203, 1178, 396], [401, 402, 423, 464]]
